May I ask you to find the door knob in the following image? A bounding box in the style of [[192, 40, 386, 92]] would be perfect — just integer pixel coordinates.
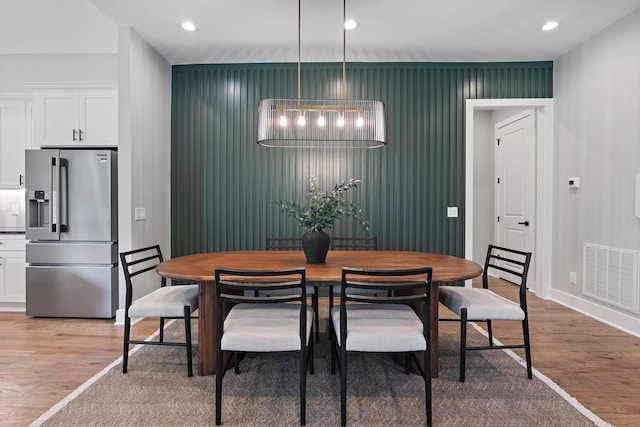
[[518, 221, 530, 226]]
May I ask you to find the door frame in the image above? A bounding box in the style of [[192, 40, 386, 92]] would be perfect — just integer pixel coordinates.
[[465, 98, 554, 299]]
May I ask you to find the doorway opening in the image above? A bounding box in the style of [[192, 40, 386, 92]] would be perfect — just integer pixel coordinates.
[[465, 98, 554, 299]]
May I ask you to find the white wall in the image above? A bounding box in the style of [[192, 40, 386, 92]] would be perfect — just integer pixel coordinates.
[[115, 27, 172, 323], [472, 110, 493, 264], [553, 8, 640, 335], [0, 54, 117, 93], [472, 108, 528, 264]]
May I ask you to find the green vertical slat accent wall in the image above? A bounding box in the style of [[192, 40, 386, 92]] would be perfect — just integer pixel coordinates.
[[171, 62, 553, 257]]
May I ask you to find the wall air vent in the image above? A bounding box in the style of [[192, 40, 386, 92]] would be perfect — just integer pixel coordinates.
[[583, 243, 639, 314]]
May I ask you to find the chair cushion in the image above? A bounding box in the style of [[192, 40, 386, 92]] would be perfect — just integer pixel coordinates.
[[221, 303, 314, 352], [331, 304, 426, 352], [439, 287, 525, 320], [128, 285, 198, 318]]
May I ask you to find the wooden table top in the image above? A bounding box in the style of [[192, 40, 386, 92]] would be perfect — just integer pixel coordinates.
[[157, 250, 482, 283]]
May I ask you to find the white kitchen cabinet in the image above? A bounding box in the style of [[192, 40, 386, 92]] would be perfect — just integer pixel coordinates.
[[32, 84, 118, 147], [0, 235, 27, 311], [0, 98, 31, 188]]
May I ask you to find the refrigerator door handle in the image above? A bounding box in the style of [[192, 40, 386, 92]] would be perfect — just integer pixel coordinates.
[[59, 157, 68, 232], [48, 156, 55, 233], [48, 155, 62, 237]]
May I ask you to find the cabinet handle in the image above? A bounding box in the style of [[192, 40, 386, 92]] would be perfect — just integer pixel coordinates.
[[19, 174, 24, 186], [72, 129, 77, 141], [78, 129, 83, 141]]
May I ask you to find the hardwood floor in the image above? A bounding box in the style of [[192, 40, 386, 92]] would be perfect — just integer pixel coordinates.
[[473, 278, 640, 427], [0, 314, 159, 426], [1, 279, 640, 426]]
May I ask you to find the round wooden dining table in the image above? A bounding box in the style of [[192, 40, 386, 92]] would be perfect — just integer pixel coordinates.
[[157, 250, 483, 377]]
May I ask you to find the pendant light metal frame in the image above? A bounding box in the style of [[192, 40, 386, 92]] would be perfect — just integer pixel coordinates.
[[257, 0, 386, 148]]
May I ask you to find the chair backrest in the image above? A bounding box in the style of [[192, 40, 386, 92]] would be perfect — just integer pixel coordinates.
[[266, 237, 303, 251], [331, 236, 378, 251], [119, 245, 165, 310], [214, 267, 308, 346], [483, 244, 533, 308], [215, 267, 307, 306], [339, 266, 433, 335]]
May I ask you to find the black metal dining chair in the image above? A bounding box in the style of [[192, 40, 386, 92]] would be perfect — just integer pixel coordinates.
[[330, 266, 433, 426], [439, 244, 533, 382], [120, 245, 198, 377], [214, 267, 314, 426]]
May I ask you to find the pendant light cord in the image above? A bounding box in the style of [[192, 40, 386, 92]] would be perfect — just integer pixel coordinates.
[[297, 0, 302, 102], [342, 0, 347, 101]]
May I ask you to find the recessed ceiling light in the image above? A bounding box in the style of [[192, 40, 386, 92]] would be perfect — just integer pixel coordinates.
[[542, 21, 559, 31], [344, 19, 357, 30], [181, 21, 197, 32]]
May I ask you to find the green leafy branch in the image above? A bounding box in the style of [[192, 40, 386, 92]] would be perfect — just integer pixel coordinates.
[[272, 177, 370, 233]]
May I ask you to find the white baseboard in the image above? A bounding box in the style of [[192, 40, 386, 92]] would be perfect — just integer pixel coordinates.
[[550, 288, 640, 338], [114, 309, 125, 326], [0, 302, 25, 312]]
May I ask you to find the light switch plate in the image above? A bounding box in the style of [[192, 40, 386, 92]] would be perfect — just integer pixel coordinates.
[[447, 207, 458, 218], [135, 207, 146, 221]]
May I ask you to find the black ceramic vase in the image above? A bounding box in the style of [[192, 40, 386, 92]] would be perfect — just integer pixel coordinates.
[[302, 230, 331, 263]]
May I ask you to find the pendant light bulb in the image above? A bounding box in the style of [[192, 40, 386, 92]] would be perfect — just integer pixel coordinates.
[[279, 112, 288, 127], [356, 114, 364, 127], [317, 112, 326, 127], [337, 112, 345, 127], [297, 111, 306, 126]]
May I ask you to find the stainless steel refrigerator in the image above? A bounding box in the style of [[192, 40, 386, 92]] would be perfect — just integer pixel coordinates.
[[25, 149, 118, 318]]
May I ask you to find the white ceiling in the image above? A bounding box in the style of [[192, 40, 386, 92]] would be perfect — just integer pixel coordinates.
[[2, 0, 640, 65]]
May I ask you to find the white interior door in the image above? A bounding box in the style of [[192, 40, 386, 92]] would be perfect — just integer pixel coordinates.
[[495, 110, 536, 285]]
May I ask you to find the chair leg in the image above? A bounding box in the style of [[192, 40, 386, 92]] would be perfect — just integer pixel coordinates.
[[487, 319, 494, 346], [184, 307, 193, 377], [300, 342, 307, 425], [522, 318, 533, 379], [330, 320, 337, 375], [460, 308, 467, 383], [122, 316, 131, 374], [313, 287, 319, 343], [404, 353, 411, 375], [159, 317, 165, 342], [235, 352, 241, 374], [424, 340, 432, 426], [216, 349, 224, 425], [309, 337, 315, 375], [340, 346, 347, 427], [328, 286, 335, 342]]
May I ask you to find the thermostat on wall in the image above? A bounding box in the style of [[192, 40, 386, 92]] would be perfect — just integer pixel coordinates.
[[568, 177, 581, 188]]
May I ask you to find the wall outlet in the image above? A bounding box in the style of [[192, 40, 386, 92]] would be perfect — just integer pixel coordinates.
[[447, 206, 458, 218], [569, 271, 577, 285], [134, 207, 146, 221]]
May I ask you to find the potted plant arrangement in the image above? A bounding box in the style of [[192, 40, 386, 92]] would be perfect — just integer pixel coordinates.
[[272, 176, 370, 263]]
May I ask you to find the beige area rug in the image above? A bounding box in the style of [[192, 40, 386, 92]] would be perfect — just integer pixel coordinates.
[[32, 318, 608, 427]]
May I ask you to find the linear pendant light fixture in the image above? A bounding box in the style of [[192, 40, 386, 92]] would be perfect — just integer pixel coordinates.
[[256, 0, 386, 148]]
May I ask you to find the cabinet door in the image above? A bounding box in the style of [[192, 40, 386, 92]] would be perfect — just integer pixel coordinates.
[[79, 91, 118, 146], [0, 100, 27, 188], [34, 92, 79, 146], [0, 252, 27, 303]]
